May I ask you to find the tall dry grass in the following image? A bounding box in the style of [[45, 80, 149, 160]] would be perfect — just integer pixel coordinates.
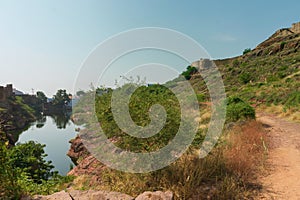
[[223, 120, 268, 183]]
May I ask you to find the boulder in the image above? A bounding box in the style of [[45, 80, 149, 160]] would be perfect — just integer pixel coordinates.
[[27, 190, 134, 200], [32, 190, 72, 200], [135, 191, 173, 200]]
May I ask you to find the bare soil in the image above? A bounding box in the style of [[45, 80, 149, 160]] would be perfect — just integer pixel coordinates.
[[256, 112, 300, 199]]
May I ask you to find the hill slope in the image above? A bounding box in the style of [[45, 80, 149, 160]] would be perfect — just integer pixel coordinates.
[[185, 22, 300, 120]]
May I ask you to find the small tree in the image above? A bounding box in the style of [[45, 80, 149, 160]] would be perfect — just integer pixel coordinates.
[[243, 48, 251, 55], [52, 89, 71, 106], [36, 91, 47, 103]]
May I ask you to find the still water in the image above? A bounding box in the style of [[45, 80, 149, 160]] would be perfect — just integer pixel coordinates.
[[17, 114, 78, 175]]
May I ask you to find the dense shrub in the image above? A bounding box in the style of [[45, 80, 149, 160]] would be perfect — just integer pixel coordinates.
[[226, 97, 255, 122], [239, 72, 251, 84], [10, 141, 55, 182], [0, 141, 73, 199], [243, 48, 251, 55], [181, 66, 197, 80]]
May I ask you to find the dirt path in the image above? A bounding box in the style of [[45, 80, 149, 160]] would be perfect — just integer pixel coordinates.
[[256, 112, 300, 200]]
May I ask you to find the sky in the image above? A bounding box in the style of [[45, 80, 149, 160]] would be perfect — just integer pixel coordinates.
[[0, 0, 299, 96]]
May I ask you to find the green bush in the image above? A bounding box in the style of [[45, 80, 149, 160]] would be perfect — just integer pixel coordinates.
[[181, 66, 197, 80], [196, 93, 206, 102], [285, 91, 300, 108], [239, 72, 251, 84], [10, 141, 55, 182], [243, 48, 251, 55], [226, 97, 255, 122], [0, 141, 73, 199]]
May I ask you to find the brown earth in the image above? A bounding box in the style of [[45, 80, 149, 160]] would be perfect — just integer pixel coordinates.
[[256, 112, 300, 199]]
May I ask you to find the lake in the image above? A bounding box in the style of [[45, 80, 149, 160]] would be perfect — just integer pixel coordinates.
[[17, 114, 78, 175]]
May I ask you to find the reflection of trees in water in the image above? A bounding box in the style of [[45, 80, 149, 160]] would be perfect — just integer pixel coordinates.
[[36, 116, 47, 129], [49, 112, 71, 129]]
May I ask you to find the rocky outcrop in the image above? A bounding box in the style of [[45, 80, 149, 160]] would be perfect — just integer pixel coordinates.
[[67, 135, 105, 179], [30, 191, 71, 200], [135, 191, 173, 200], [24, 190, 173, 200], [27, 190, 134, 200], [67, 135, 90, 165], [68, 155, 104, 177]]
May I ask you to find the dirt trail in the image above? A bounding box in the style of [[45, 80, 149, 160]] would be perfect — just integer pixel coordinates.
[[256, 112, 300, 200]]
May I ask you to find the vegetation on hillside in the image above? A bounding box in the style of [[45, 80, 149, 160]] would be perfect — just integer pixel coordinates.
[[71, 79, 265, 199]]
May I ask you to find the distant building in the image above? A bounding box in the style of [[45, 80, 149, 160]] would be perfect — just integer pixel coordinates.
[[13, 88, 24, 96], [0, 84, 13, 101]]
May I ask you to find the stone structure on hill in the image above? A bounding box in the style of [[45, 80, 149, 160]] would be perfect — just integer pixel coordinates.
[[0, 84, 13, 101], [191, 58, 213, 70]]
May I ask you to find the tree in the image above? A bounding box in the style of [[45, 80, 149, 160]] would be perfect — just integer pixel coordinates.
[[52, 89, 71, 106], [36, 91, 47, 103]]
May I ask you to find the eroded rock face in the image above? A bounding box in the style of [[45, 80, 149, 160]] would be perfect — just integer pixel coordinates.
[[67, 135, 90, 165], [135, 191, 173, 200], [68, 155, 104, 177]]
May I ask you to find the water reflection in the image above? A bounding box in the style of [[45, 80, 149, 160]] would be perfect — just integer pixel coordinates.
[[49, 112, 71, 129], [36, 116, 46, 128], [17, 113, 77, 175], [36, 113, 71, 129]]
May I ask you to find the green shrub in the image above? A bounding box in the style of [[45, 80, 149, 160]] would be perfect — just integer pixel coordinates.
[[226, 97, 255, 122], [239, 72, 251, 84], [181, 66, 197, 80], [10, 141, 55, 182], [243, 48, 251, 55], [285, 91, 300, 108], [0, 141, 73, 199], [280, 42, 286, 49], [196, 93, 206, 102]]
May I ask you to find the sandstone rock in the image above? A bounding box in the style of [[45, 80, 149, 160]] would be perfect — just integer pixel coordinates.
[[68, 189, 134, 200], [32, 190, 72, 200], [27, 190, 134, 200], [135, 191, 173, 200], [67, 155, 104, 177], [67, 135, 89, 165]]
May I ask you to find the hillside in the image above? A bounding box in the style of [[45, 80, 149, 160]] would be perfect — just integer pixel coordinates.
[[186, 22, 300, 120]]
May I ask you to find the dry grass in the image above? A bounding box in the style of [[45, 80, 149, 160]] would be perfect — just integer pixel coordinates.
[[259, 104, 300, 122], [223, 120, 268, 183]]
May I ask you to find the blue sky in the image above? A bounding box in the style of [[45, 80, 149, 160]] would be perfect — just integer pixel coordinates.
[[0, 0, 299, 96]]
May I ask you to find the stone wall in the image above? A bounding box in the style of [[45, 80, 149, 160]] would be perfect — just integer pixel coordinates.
[[0, 84, 13, 101], [191, 58, 213, 70]]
